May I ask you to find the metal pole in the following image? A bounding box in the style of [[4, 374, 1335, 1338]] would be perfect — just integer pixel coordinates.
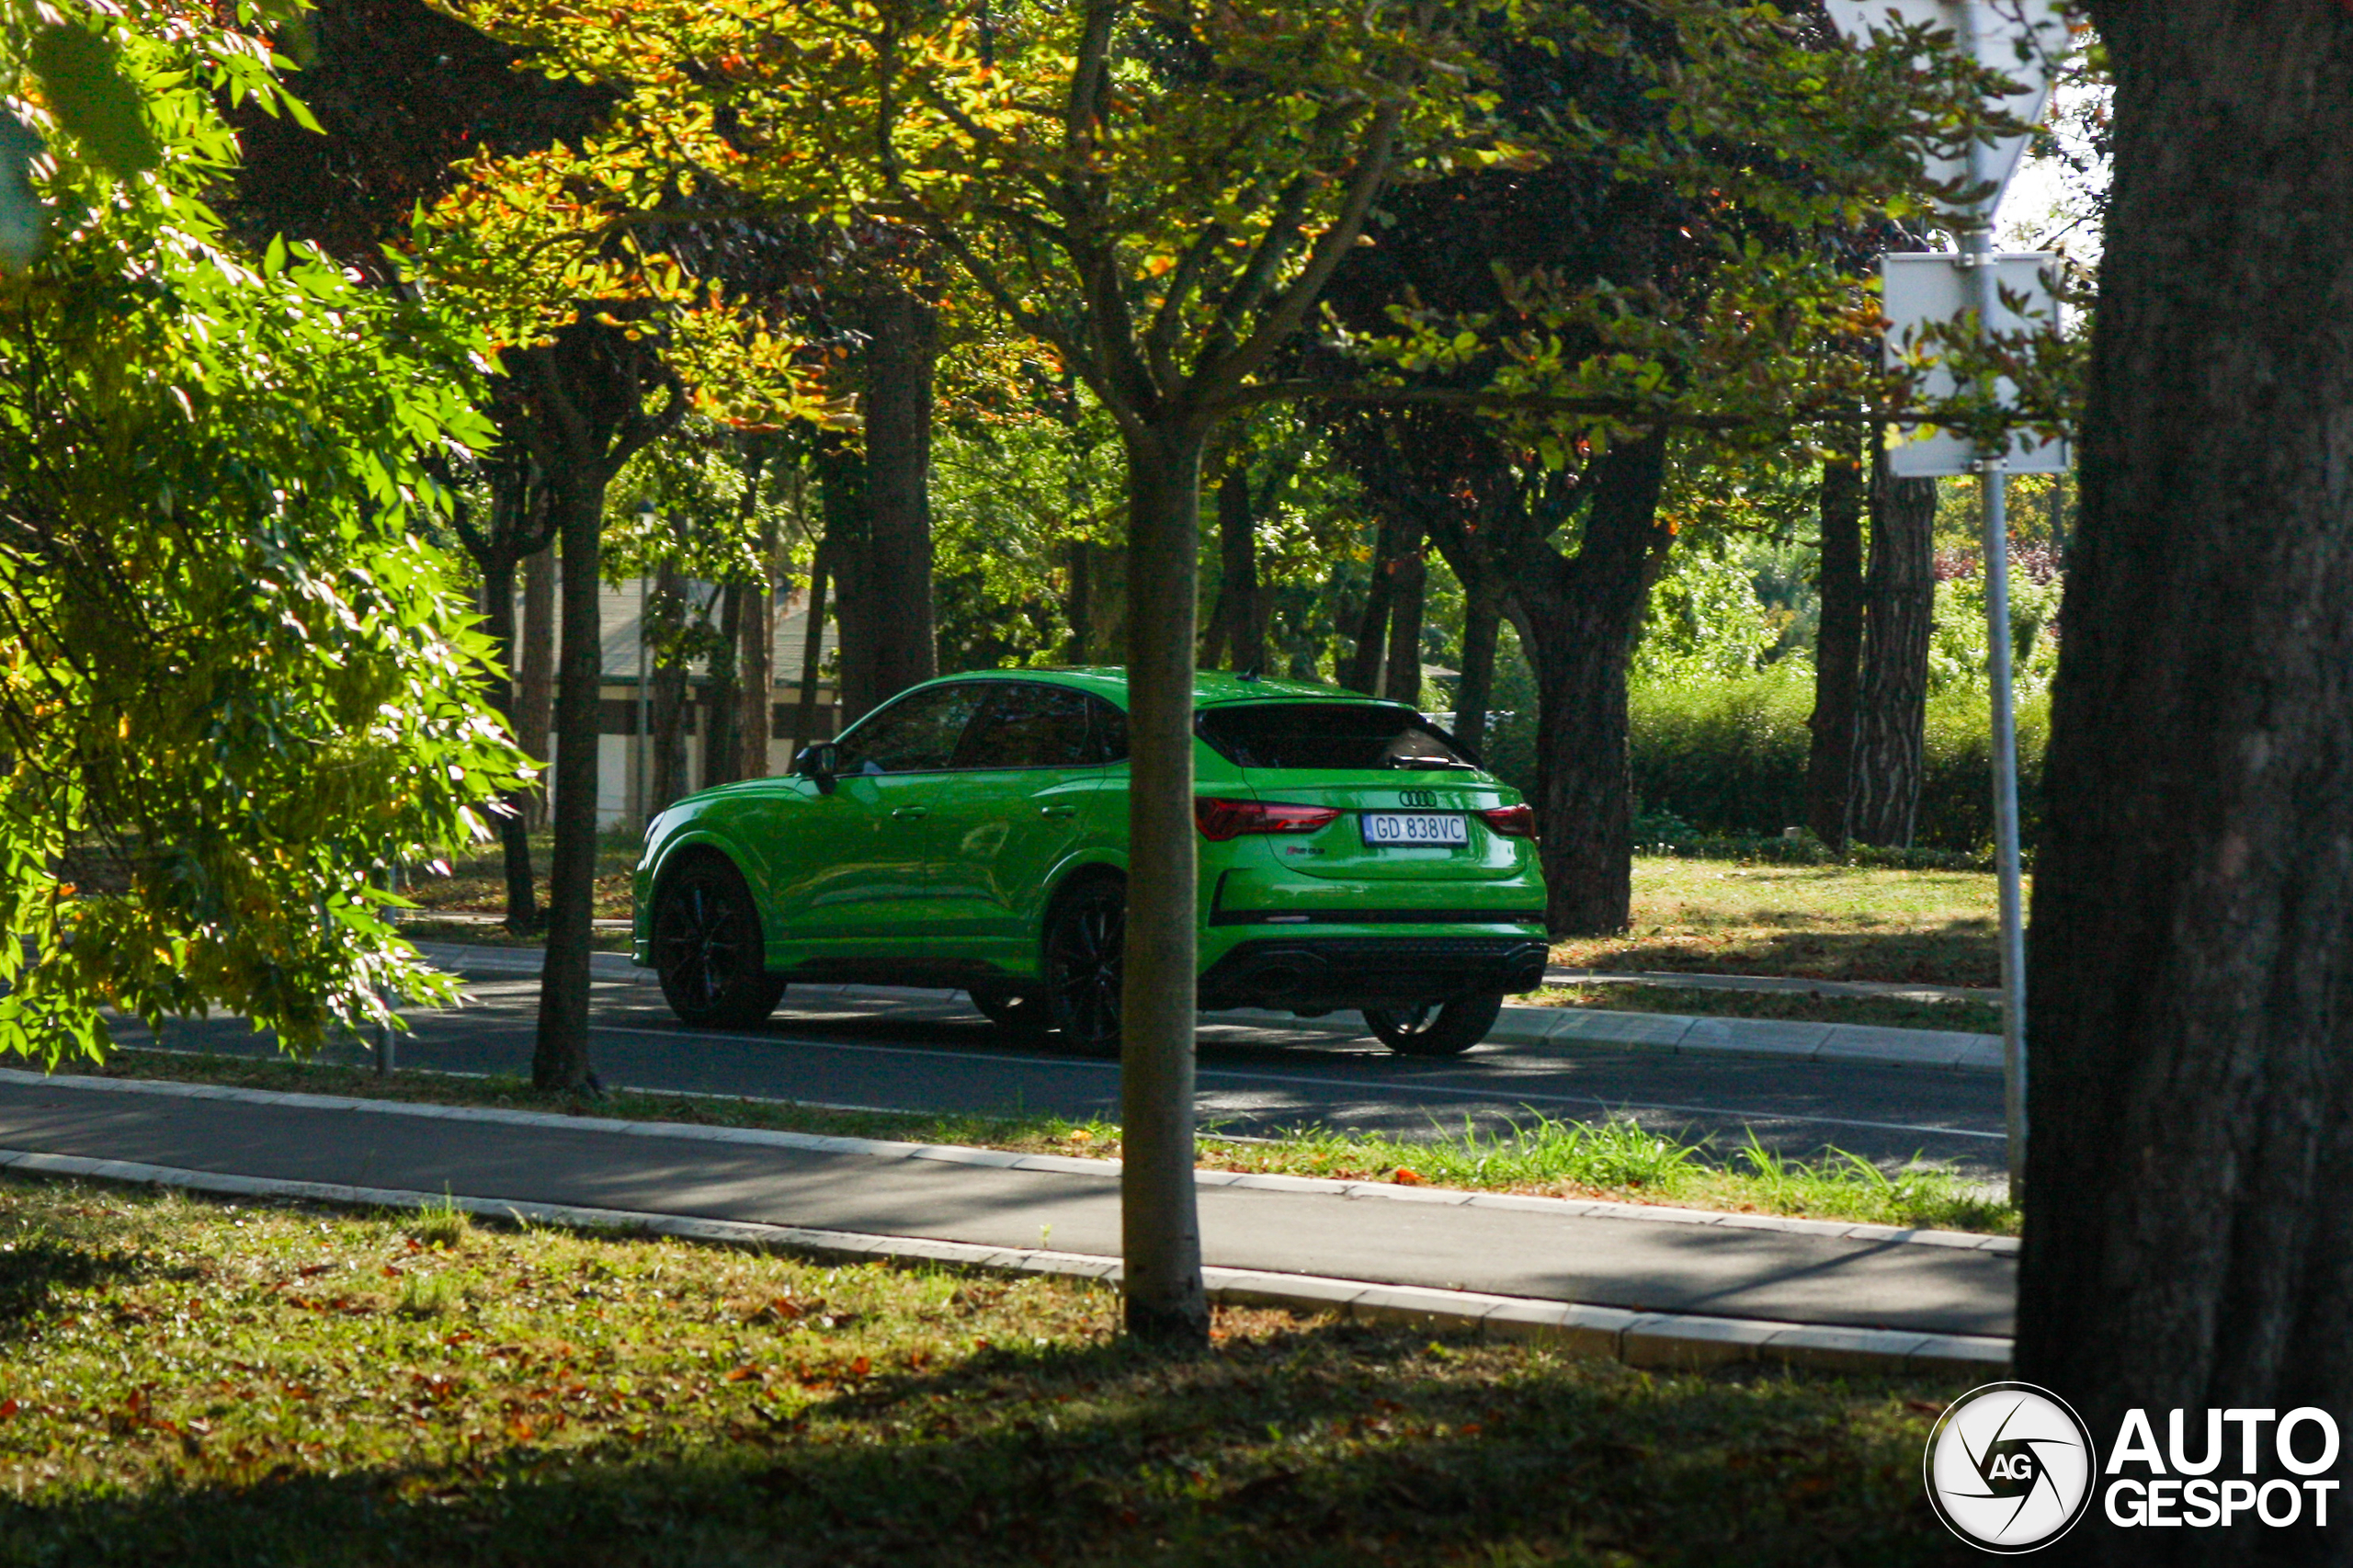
[[1961, 0, 2029, 1199]]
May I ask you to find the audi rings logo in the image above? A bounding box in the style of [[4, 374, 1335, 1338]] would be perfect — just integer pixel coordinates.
[[1397, 789, 1438, 809], [1926, 1382, 2098, 1553]]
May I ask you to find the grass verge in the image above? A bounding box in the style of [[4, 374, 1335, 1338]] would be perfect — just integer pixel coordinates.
[[1533, 983, 2003, 1037], [50, 1050, 2017, 1235], [1552, 857, 2007, 989], [0, 1176, 1972, 1566]]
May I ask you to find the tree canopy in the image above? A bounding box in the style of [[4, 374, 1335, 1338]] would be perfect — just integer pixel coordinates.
[[0, 0, 528, 1062]]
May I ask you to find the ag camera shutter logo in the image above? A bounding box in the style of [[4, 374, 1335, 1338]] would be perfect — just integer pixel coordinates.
[[1925, 1381, 2097, 1552]]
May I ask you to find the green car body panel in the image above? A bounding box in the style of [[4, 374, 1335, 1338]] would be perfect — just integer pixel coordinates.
[[631, 669, 1550, 1013]]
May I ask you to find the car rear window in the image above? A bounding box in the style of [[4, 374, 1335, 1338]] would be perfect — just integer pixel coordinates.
[[1195, 702, 1474, 771]]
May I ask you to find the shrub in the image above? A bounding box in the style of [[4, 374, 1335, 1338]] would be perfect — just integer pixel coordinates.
[[1625, 666, 2047, 855]]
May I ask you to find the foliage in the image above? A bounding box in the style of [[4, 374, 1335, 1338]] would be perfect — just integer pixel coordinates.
[[1926, 551, 2063, 691], [1631, 541, 1782, 682], [0, 1, 528, 1064], [603, 421, 802, 585], [1619, 665, 2050, 857]]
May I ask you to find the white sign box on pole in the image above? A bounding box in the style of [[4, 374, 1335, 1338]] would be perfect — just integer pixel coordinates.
[[1881, 251, 2068, 477], [1821, 0, 2069, 211]]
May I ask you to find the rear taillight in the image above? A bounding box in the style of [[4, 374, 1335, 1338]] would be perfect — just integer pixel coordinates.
[[1195, 798, 1343, 841], [1480, 803, 1537, 838]]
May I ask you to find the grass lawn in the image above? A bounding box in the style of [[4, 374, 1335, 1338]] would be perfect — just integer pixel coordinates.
[[402, 830, 639, 924], [1552, 858, 2010, 990], [0, 1176, 1975, 1566], [51, 1050, 2018, 1235]]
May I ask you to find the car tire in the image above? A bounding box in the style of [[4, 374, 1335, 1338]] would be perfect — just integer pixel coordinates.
[[969, 981, 1048, 1034], [1042, 876, 1125, 1058], [651, 858, 786, 1028], [1362, 991, 1505, 1057]]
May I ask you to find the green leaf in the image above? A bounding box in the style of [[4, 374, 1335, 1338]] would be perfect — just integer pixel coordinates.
[[0, 114, 42, 273], [30, 24, 160, 177]]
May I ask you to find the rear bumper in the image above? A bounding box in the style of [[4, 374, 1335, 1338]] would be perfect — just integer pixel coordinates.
[[1198, 935, 1549, 1014]]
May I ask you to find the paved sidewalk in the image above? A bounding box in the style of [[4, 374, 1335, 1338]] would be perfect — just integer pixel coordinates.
[[412, 943, 2005, 1075], [0, 1068, 2013, 1376]]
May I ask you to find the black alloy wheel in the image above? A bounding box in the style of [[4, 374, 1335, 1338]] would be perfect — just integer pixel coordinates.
[[968, 981, 1048, 1034], [1043, 878, 1126, 1058], [651, 859, 787, 1028], [1362, 991, 1506, 1057]]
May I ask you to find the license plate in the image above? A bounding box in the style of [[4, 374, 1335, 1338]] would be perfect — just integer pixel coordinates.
[[1360, 812, 1468, 847]]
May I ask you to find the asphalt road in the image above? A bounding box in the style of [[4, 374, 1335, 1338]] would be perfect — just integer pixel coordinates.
[[108, 969, 2011, 1180]]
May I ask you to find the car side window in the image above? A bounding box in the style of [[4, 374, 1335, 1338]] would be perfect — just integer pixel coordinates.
[[961, 684, 1099, 770], [1086, 695, 1129, 765], [834, 683, 990, 775]]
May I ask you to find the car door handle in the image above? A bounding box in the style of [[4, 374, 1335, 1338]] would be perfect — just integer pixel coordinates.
[[891, 805, 929, 821], [1039, 804, 1077, 819]]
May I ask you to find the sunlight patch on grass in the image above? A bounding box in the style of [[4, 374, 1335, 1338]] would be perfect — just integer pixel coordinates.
[[1552, 857, 2012, 988]]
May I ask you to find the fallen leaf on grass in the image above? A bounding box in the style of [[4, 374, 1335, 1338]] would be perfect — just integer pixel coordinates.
[[1391, 1168, 1427, 1186]]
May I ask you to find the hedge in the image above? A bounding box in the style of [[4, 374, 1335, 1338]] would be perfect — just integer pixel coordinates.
[[1479, 661, 2047, 856]]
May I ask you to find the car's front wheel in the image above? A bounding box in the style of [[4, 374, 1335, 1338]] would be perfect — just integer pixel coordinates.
[[1362, 992, 1505, 1057], [651, 858, 786, 1028], [1042, 877, 1124, 1058]]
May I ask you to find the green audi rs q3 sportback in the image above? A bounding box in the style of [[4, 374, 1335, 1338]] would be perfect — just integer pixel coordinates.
[[631, 669, 1551, 1056]]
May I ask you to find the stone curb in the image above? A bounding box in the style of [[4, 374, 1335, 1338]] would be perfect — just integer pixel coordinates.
[[1545, 966, 1999, 1005], [409, 942, 2005, 1076], [0, 1146, 2010, 1380], [0, 1068, 2016, 1256]]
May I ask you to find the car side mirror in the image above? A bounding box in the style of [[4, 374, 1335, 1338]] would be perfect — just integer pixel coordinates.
[[795, 742, 840, 794]]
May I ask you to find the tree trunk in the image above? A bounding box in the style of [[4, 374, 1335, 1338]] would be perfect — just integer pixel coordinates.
[[1202, 461, 1264, 671], [535, 471, 606, 1092], [791, 540, 830, 754], [1805, 437, 1867, 848], [704, 579, 745, 790], [2018, 11, 2353, 1551], [1065, 538, 1093, 665], [861, 283, 938, 706], [1514, 434, 1670, 937], [646, 565, 691, 812], [517, 540, 556, 830], [528, 328, 682, 1095], [1382, 529, 1427, 708], [476, 553, 538, 934], [1120, 419, 1209, 1348], [1345, 513, 1402, 695], [1847, 455, 1936, 847], [738, 502, 779, 779], [1453, 576, 1504, 758], [816, 438, 873, 723]]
